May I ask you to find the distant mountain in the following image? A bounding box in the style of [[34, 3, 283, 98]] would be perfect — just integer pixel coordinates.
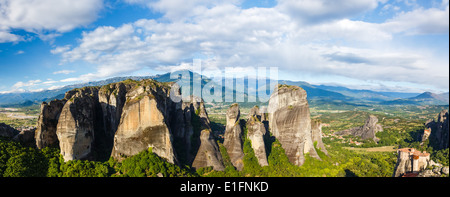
[[0, 76, 152, 106], [1, 71, 448, 107], [380, 92, 449, 105], [315, 85, 420, 101]]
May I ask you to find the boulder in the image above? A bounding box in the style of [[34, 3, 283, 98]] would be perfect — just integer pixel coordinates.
[[442, 166, 449, 175], [223, 103, 245, 171]]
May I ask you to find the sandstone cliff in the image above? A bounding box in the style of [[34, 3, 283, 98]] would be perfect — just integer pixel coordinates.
[[192, 129, 225, 171], [425, 109, 449, 150], [57, 87, 100, 161], [35, 99, 66, 149], [334, 115, 383, 142], [223, 103, 245, 171], [268, 84, 320, 166], [246, 106, 269, 166], [311, 119, 328, 155], [34, 78, 225, 168]]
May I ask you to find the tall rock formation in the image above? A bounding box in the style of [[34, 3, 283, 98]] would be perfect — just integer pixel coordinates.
[[223, 103, 245, 171], [34, 78, 224, 169], [57, 87, 100, 161], [98, 82, 128, 156], [334, 115, 383, 142], [393, 148, 430, 177], [311, 119, 328, 155], [111, 81, 176, 163], [35, 99, 66, 149], [268, 84, 320, 166], [246, 106, 269, 166], [425, 109, 449, 150], [192, 129, 225, 171]]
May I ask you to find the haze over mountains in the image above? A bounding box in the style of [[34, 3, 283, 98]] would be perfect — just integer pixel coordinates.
[[0, 71, 448, 106]]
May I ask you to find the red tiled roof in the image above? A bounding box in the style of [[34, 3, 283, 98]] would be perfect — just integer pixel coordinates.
[[398, 148, 430, 157], [402, 172, 419, 177]]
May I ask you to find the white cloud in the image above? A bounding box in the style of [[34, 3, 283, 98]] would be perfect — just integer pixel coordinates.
[[52, 70, 75, 75], [275, 0, 382, 24], [12, 79, 42, 89], [50, 45, 71, 54], [0, 30, 23, 43], [382, 5, 449, 34], [15, 50, 25, 55], [0, 0, 104, 43], [125, 0, 242, 21], [52, 1, 449, 91]]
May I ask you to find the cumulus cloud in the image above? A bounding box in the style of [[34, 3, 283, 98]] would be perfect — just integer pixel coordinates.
[[0, 0, 104, 43], [382, 4, 449, 34], [52, 0, 448, 91], [52, 70, 75, 75], [276, 0, 382, 24]]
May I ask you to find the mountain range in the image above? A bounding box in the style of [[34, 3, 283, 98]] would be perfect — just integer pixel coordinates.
[[0, 71, 448, 106]]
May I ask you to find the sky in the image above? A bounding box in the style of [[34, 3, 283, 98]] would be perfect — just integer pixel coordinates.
[[0, 0, 448, 94]]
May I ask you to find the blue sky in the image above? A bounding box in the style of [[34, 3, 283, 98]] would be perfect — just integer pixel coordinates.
[[0, 0, 448, 94]]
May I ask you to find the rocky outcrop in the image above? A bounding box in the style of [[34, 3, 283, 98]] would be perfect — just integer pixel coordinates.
[[311, 120, 328, 155], [223, 103, 245, 171], [268, 84, 320, 166], [335, 115, 383, 142], [111, 81, 176, 163], [33, 78, 225, 168], [98, 82, 128, 155], [35, 100, 66, 149], [425, 109, 449, 150], [57, 87, 100, 161], [393, 148, 430, 177], [246, 106, 268, 167], [192, 129, 225, 171], [417, 166, 449, 177], [0, 123, 19, 138], [12, 128, 36, 147]]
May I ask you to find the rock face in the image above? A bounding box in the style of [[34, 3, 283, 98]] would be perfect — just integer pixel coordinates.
[[35, 100, 66, 149], [268, 85, 320, 166], [393, 148, 430, 177], [335, 115, 383, 142], [33, 79, 225, 169], [111, 94, 176, 163], [311, 120, 328, 155], [425, 109, 449, 150], [176, 96, 224, 170], [223, 103, 245, 171], [192, 129, 225, 171], [57, 87, 100, 161], [12, 128, 36, 147], [98, 82, 128, 156], [246, 106, 268, 167], [418, 166, 449, 177], [0, 123, 19, 138]]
